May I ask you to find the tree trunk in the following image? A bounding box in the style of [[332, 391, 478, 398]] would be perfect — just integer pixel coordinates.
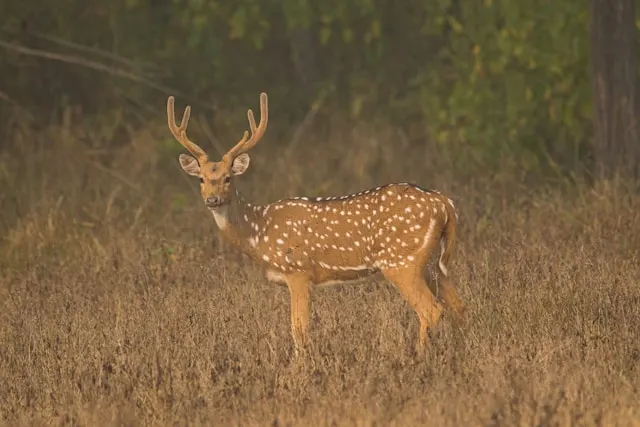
[[590, 0, 640, 181]]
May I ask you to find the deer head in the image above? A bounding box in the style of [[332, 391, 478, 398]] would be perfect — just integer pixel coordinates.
[[167, 93, 269, 209]]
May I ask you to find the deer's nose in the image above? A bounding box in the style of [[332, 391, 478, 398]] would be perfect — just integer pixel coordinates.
[[205, 195, 221, 207]]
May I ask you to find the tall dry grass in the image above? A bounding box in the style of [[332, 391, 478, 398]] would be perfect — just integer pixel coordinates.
[[1, 116, 639, 426]]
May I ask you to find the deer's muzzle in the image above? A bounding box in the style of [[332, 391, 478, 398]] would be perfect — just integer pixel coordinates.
[[205, 195, 223, 208]]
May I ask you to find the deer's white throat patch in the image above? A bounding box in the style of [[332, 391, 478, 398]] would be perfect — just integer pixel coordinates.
[[211, 205, 229, 229]]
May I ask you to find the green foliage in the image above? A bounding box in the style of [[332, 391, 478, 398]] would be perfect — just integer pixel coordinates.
[[416, 0, 592, 173], [0, 0, 613, 176]]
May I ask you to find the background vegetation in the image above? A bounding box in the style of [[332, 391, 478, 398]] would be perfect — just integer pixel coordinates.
[[1, 0, 639, 425], [4, 0, 633, 176]]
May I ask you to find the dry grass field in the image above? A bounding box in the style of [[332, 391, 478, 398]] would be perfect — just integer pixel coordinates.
[[1, 119, 640, 426]]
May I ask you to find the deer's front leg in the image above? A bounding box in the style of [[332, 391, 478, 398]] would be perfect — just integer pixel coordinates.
[[285, 273, 311, 352]]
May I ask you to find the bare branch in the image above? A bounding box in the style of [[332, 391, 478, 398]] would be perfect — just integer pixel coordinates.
[[196, 113, 226, 157], [24, 30, 161, 76], [0, 39, 212, 111], [87, 160, 140, 192], [0, 89, 17, 105], [0, 88, 35, 121]]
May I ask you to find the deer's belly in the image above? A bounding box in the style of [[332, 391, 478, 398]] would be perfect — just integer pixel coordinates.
[[264, 263, 378, 286], [311, 266, 379, 286], [265, 269, 288, 284]]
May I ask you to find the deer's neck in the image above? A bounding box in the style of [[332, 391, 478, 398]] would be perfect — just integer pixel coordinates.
[[210, 189, 264, 256]]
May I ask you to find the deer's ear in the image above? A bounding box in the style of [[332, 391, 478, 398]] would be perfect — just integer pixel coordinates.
[[231, 153, 250, 176], [179, 154, 200, 176]]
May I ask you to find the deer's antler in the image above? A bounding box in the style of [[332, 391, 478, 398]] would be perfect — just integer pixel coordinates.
[[167, 96, 208, 161], [224, 92, 269, 160]]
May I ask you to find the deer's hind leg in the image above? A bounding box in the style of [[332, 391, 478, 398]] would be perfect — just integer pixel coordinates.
[[381, 264, 443, 354], [435, 234, 466, 319], [435, 271, 466, 320]]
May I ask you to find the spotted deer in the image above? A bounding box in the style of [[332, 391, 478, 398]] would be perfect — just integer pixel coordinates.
[[167, 92, 466, 354]]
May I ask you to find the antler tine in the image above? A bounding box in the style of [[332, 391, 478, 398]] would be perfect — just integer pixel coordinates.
[[225, 92, 269, 159], [244, 92, 269, 151], [167, 96, 208, 160]]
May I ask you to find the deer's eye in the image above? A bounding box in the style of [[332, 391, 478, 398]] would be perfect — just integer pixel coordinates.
[[224, 176, 231, 184], [199, 177, 204, 183]]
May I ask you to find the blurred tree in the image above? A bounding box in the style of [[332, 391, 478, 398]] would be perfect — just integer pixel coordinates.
[[0, 0, 621, 181], [590, 0, 639, 181]]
